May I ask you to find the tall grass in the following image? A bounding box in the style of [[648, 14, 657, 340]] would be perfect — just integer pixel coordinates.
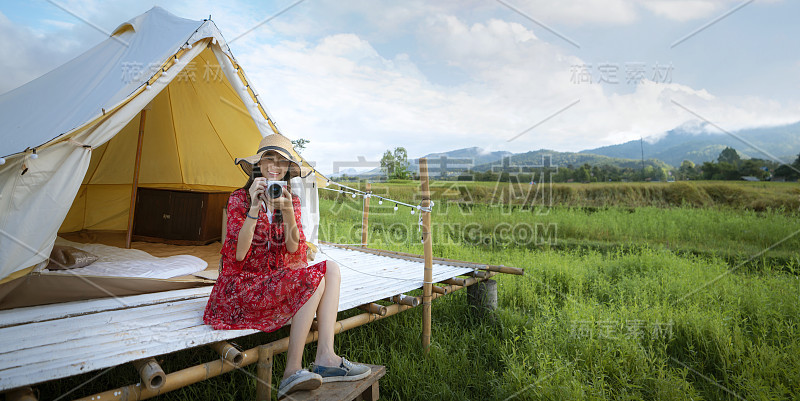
[[319, 196, 800, 264]]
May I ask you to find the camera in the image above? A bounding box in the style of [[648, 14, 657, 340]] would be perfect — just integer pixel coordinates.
[[266, 181, 287, 199]]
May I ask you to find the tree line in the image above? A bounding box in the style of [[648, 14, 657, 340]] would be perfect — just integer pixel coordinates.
[[347, 146, 800, 182]]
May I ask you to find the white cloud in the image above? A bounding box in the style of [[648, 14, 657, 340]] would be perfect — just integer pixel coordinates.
[[638, 0, 784, 22], [638, 0, 725, 21], [499, 0, 639, 25]]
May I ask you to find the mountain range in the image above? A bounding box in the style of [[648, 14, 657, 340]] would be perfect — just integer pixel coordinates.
[[330, 121, 800, 177]]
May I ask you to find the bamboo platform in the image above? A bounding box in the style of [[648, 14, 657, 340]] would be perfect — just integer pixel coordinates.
[[0, 244, 474, 392]]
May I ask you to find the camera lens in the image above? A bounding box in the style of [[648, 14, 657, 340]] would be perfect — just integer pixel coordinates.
[[267, 183, 283, 198]]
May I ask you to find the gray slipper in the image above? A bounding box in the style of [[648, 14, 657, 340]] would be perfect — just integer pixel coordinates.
[[311, 357, 371, 382], [277, 369, 322, 399]]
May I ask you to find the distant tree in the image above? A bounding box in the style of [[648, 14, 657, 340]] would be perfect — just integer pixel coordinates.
[[380, 147, 411, 180], [575, 165, 591, 183], [656, 167, 669, 182], [738, 159, 770, 180], [679, 160, 697, 180], [642, 165, 654, 181], [774, 153, 800, 180], [717, 147, 742, 166], [291, 138, 310, 153]]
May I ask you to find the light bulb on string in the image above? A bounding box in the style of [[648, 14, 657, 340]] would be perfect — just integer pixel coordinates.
[[351, 193, 356, 198], [394, 204, 398, 211], [0, 157, 5, 165], [410, 209, 415, 215], [378, 200, 383, 205], [186, 43, 192, 49], [30, 149, 38, 160]]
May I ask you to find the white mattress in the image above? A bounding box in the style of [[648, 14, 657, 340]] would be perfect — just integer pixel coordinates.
[[45, 238, 208, 279]]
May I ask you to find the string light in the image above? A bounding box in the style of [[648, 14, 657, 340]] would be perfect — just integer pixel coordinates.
[[394, 204, 398, 211], [410, 209, 415, 214], [378, 200, 382, 205], [30, 149, 38, 160], [0, 157, 5, 165], [186, 43, 192, 49]]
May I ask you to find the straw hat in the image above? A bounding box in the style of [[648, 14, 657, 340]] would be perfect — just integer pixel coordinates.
[[235, 134, 311, 179]]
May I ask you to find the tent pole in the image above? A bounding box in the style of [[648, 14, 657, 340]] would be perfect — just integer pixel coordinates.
[[126, 109, 147, 249], [419, 158, 433, 353]]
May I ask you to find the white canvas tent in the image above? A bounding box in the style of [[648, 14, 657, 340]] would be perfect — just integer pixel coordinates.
[[0, 6, 324, 307]]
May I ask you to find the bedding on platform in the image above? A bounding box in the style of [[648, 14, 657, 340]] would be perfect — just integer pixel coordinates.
[[42, 238, 208, 279]]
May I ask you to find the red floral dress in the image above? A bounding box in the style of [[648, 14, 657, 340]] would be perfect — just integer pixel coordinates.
[[203, 188, 326, 332]]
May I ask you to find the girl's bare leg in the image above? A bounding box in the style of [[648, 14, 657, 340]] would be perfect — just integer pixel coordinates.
[[314, 261, 342, 366], [283, 276, 325, 379]]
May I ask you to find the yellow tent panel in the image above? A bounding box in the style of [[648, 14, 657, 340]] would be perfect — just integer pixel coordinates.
[[59, 47, 261, 233]]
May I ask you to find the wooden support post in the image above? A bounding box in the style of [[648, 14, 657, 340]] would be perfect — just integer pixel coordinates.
[[361, 380, 380, 401], [256, 345, 274, 401], [209, 341, 243, 366], [6, 387, 37, 401], [126, 108, 148, 249], [132, 357, 165, 390], [361, 182, 370, 246], [419, 157, 434, 353]]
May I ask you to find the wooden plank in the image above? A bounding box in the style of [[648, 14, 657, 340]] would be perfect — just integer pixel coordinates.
[[285, 364, 385, 401], [0, 287, 213, 328], [0, 298, 211, 353]]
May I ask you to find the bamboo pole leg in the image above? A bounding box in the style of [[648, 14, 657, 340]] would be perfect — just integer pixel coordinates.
[[256, 345, 274, 401], [361, 182, 370, 246], [6, 387, 37, 401], [209, 341, 243, 366], [132, 358, 165, 390], [419, 157, 434, 353], [390, 294, 420, 307], [357, 302, 387, 316]]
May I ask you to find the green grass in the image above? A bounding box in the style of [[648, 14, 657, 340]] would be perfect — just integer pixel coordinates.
[[36, 182, 800, 400], [320, 196, 800, 266], [324, 180, 800, 212]]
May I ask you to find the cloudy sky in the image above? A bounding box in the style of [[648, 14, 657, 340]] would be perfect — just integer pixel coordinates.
[[1, 0, 798, 174]]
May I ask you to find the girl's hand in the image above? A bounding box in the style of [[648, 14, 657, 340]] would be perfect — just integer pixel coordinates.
[[249, 177, 267, 209], [267, 186, 294, 213]]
